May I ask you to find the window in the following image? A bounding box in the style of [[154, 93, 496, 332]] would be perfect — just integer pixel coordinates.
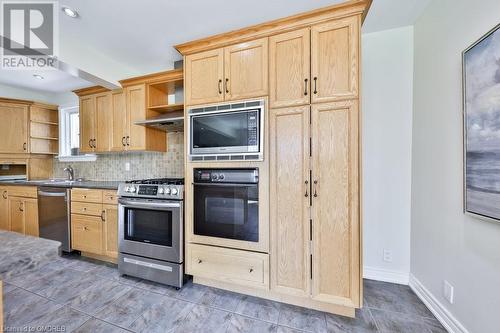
[[58, 106, 96, 162]]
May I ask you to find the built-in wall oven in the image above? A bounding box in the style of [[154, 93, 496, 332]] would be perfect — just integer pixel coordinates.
[[118, 178, 184, 288], [188, 100, 265, 161], [193, 169, 259, 242]]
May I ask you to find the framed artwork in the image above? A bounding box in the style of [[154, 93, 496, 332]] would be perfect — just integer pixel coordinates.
[[463, 23, 500, 221]]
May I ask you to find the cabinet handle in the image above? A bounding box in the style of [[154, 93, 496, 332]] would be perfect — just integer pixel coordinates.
[[121, 136, 126, 147], [313, 77, 318, 94], [19, 202, 24, 212], [225, 78, 229, 94], [2, 191, 7, 199], [88, 139, 92, 148], [249, 268, 254, 273], [83, 226, 88, 231], [218, 79, 222, 94], [304, 78, 308, 96], [198, 259, 203, 264], [126, 136, 130, 146], [93, 139, 97, 148], [304, 180, 309, 197], [313, 180, 318, 197], [101, 210, 106, 222], [23, 142, 27, 151]]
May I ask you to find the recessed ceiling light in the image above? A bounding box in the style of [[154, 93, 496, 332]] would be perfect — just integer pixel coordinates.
[[33, 74, 44, 80], [62, 6, 78, 18]]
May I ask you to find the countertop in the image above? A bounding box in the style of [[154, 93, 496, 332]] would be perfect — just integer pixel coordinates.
[[0, 179, 121, 190]]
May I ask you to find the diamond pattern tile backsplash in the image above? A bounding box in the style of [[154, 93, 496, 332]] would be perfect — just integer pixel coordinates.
[[53, 133, 184, 181]]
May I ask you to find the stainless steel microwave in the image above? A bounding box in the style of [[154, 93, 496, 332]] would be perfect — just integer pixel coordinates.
[[188, 100, 265, 161]]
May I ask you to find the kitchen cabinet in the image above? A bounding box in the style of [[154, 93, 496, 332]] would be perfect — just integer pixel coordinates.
[[185, 48, 224, 106], [79, 95, 96, 153], [269, 16, 359, 108], [110, 90, 127, 151], [8, 195, 38, 236], [184, 38, 268, 106], [125, 84, 147, 151], [70, 189, 118, 261], [0, 187, 9, 230], [269, 105, 311, 297], [79, 92, 112, 153], [0, 102, 28, 153]]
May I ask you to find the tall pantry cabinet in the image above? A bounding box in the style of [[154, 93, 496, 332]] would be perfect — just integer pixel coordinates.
[[177, 0, 369, 317]]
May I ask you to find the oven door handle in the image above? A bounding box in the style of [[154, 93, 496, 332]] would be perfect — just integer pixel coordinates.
[[193, 182, 257, 187], [118, 199, 181, 209]]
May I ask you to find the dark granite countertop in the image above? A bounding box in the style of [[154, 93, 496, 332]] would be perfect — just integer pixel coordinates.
[[0, 179, 121, 190]]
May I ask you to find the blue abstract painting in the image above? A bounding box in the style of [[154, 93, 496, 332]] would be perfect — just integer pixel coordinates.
[[464, 24, 500, 220]]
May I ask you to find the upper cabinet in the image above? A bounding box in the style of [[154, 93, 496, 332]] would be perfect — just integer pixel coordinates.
[[79, 95, 96, 153], [269, 16, 359, 108], [185, 38, 268, 106], [0, 101, 28, 153]]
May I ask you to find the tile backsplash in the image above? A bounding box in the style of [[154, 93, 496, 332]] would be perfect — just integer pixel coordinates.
[[53, 133, 184, 181]]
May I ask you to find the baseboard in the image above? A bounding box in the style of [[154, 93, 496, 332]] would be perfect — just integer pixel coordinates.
[[409, 274, 469, 333], [363, 266, 409, 285]]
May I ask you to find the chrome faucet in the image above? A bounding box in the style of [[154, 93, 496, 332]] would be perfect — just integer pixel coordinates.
[[63, 165, 74, 181]]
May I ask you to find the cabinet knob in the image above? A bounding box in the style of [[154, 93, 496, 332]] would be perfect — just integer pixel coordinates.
[[23, 142, 27, 151], [121, 136, 126, 147], [88, 139, 92, 148], [198, 259, 202, 264], [304, 180, 309, 197], [249, 268, 254, 273], [218, 79, 222, 94], [19, 202, 24, 212], [313, 77, 318, 95], [101, 210, 106, 222], [126, 136, 130, 146], [313, 180, 318, 197], [2, 191, 7, 199], [225, 78, 229, 94], [304, 78, 308, 96]]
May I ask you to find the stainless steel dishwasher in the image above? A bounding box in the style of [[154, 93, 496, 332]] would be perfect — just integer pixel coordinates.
[[38, 187, 71, 252]]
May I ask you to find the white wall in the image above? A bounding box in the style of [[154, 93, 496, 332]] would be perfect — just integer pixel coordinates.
[[0, 83, 56, 103], [362, 26, 414, 283], [411, 1, 500, 332]]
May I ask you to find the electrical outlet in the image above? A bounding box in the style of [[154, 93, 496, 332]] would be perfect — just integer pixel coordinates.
[[125, 162, 130, 171], [443, 280, 454, 304], [383, 249, 393, 262]]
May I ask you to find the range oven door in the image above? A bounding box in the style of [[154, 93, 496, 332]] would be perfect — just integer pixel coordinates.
[[193, 182, 259, 242], [118, 198, 183, 263]]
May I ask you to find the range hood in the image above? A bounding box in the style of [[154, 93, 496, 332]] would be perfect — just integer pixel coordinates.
[[134, 111, 184, 132]]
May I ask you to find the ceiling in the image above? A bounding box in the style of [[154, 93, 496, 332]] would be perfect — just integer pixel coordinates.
[[0, 0, 432, 94]]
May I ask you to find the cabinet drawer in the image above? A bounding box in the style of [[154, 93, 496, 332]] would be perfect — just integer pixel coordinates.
[[8, 186, 37, 198], [187, 244, 269, 289], [103, 190, 118, 205], [71, 214, 103, 254], [71, 188, 102, 203], [71, 201, 103, 217]]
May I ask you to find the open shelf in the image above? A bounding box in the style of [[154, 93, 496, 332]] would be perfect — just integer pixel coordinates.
[[31, 120, 58, 126], [31, 136, 59, 141], [148, 103, 184, 113]]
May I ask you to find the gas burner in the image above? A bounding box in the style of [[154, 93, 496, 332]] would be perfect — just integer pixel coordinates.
[[126, 178, 184, 185]]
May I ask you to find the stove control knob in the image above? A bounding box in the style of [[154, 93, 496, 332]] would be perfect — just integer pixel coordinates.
[[158, 188, 164, 194], [124, 186, 130, 193], [164, 187, 171, 194], [219, 174, 225, 180], [171, 188, 178, 195], [212, 174, 218, 180], [129, 186, 136, 193]]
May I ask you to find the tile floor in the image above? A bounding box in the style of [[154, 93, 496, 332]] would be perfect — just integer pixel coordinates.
[[2, 254, 448, 333]]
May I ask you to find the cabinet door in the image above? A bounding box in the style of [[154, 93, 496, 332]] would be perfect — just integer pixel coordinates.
[[269, 29, 310, 108], [79, 96, 96, 153], [185, 48, 224, 106], [270, 106, 311, 297], [8, 197, 24, 234], [24, 198, 39, 237], [311, 16, 359, 103], [0, 103, 28, 153], [95, 92, 112, 152], [110, 90, 127, 151], [311, 101, 360, 307], [125, 84, 147, 150], [103, 204, 118, 258], [71, 214, 103, 254], [224, 38, 268, 101], [0, 187, 9, 230]]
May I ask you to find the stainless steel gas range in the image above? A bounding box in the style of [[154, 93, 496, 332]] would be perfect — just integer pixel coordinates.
[[117, 178, 184, 288]]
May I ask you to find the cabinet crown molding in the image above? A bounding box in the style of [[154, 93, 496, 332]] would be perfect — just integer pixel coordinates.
[[175, 0, 372, 55], [73, 86, 111, 97], [0, 97, 57, 110]]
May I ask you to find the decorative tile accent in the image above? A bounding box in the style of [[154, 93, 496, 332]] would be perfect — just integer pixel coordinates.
[[53, 132, 184, 181]]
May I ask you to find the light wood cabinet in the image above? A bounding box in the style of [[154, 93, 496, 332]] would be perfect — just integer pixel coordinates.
[[95, 92, 112, 152], [311, 16, 359, 103], [125, 84, 147, 151], [0, 102, 28, 153], [184, 38, 268, 106], [224, 38, 268, 101], [8, 197, 24, 233], [270, 106, 311, 297], [24, 198, 39, 237], [7, 195, 38, 236], [185, 48, 224, 106], [269, 29, 310, 108], [311, 101, 360, 306], [110, 90, 127, 151], [79, 95, 96, 153], [71, 189, 118, 261], [0, 187, 8, 230]]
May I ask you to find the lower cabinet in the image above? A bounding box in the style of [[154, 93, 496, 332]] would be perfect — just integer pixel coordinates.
[[0, 187, 8, 230], [5, 187, 38, 236], [71, 189, 118, 261]]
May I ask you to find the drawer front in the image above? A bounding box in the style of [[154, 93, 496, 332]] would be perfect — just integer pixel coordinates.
[[103, 190, 118, 205], [187, 244, 269, 289], [71, 188, 102, 203], [8, 186, 37, 198], [71, 214, 103, 254], [71, 201, 103, 217]]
